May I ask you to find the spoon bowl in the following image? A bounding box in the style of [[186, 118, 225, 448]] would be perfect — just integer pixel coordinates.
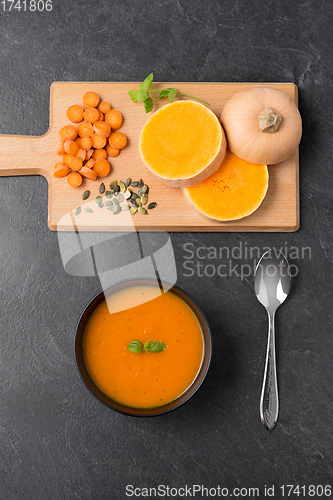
[[254, 248, 291, 430]]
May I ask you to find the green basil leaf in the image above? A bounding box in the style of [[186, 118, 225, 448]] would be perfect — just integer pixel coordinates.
[[145, 341, 167, 353], [143, 340, 150, 351], [140, 73, 154, 91], [127, 340, 143, 353], [144, 97, 154, 113], [136, 90, 149, 103], [128, 89, 138, 102], [157, 90, 170, 99], [168, 88, 177, 103]]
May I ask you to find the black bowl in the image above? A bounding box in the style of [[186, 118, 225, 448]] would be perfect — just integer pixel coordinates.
[[75, 279, 212, 417]]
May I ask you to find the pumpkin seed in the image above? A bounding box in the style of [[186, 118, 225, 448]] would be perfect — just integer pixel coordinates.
[[113, 184, 120, 194], [113, 206, 122, 215], [95, 195, 102, 206], [84, 207, 93, 213], [131, 192, 139, 200], [125, 178, 132, 188], [138, 179, 144, 189], [121, 204, 130, 211], [110, 180, 118, 188], [82, 190, 90, 200], [105, 190, 112, 198], [117, 193, 124, 203], [129, 207, 138, 215], [141, 194, 148, 206], [138, 184, 149, 197], [124, 188, 132, 200], [119, 181, 126, 192], [113, 198, 120, 207], [99, 203, 104, 208], [131, 181, 139, 187], [104, 200, 113, 207], [99, 183, 105, 194], [129, 198, 138, 208], [73, 206, 81, 216], [107, 205, 117, 211], [138, 207, 148, 215], [136, 198, 142, 207], [147, 202, 157, 210]]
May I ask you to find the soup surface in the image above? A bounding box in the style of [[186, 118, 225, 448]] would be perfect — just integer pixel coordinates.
[[83, 284, 204, 409]]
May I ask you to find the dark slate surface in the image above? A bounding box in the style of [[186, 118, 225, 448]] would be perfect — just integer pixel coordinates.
[[1, 1, 332, 498]]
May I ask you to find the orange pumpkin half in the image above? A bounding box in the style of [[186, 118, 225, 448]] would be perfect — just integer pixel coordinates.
[[183, 150, 268, 221], [139, 100, 226, 187]]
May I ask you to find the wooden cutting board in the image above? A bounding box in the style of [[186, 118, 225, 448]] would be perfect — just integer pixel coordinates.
[[0, 82, 299, 232]]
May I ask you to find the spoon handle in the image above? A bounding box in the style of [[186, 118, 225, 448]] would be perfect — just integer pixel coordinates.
[[260, 311, 279, 430]]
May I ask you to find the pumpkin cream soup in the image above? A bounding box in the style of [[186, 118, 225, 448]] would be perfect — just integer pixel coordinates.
[[83, 285, 204, 409]]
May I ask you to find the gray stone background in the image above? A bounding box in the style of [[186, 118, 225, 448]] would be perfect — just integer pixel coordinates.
[[0, 0, 332, 499]]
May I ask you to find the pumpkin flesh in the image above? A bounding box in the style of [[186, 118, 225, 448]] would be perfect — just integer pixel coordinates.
[[139, 100, 226, 187], [184, 150, 268, 221]]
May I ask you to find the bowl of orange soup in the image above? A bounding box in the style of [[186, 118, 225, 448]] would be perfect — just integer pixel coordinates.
[[75, 279, 212, 416]]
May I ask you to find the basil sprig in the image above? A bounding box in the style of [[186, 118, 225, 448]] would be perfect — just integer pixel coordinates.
[[127, 339, 167, 354], [128, 73, 210, 113]]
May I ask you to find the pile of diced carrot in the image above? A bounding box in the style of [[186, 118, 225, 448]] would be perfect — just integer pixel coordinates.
[[54, 91, 127, 188]]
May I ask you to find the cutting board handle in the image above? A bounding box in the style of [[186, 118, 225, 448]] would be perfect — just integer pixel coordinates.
[[0, 133, 51, 178]]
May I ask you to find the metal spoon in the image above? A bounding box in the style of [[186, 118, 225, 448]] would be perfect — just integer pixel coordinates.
[[254, 248, 291, 430]]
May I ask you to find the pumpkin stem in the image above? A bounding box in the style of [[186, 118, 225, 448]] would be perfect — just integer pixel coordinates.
[[258, 107, 282, 133]]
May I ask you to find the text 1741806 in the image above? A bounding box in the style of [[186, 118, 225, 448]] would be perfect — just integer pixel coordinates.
[[1, 0, 52, 11]]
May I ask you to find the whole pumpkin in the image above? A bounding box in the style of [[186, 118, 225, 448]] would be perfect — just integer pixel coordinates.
[[221, 87, 302, 165]]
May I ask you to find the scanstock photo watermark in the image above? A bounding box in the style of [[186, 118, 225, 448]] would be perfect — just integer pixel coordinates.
[[125, 483, 332, 498], [182, 242, 311, 280]]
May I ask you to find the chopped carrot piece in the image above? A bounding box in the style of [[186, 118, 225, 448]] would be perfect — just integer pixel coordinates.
[[70, 157, 83, 172], [57, 142, 66, 155], [67, 172, 83, 187], [77, 148, 86, 161], [80, 166, 98, 180], [106, 144, 120, 157], [66, 105, 84, 123], [85, 159, 95, 169], [64, 140, 80, 156], [91, 134, 106, 149], [84, 107, 100, 124], [75, 137, 92, 151], [92, 148, 107, 160], [109, 131, 127, 149], [86, 149, 94, 160], [83, 91, 99, 108], [105, 110, 123, 130], [59, 125, 78, 141], [99, 101, 111, 114], [63, 154, 76, 167], [93, 159, 111, 178], [78, 121, 94, 138], [93, 121, 111, 138], [54, 163, 71, 178], [99, 111, 104, 121]]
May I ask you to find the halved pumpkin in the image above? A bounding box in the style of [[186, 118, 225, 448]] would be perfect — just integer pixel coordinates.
[[183, 150, 268, 221], [139, 100, 227, 187]]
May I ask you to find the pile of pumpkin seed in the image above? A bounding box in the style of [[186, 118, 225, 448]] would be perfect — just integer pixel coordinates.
[[73, 178, 157, 216]]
